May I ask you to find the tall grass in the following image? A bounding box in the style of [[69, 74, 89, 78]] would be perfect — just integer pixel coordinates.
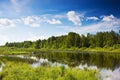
[[0, 47, 36, 54], [0, 62, 99, 80]]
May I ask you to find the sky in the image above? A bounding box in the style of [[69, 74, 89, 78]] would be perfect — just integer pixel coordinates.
[[0, 0, 120, 45]]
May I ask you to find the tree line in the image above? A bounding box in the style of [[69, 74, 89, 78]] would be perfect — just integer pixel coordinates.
[[5, 30, 120, 49]]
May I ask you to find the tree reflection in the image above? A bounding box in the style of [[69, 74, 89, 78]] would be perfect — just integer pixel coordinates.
[[34, 52, 120, 70]]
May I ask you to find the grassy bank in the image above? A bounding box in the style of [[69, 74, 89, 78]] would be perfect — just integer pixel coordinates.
[[0, 46, 120, 55], [0, 62, 98, 80], [0, 47, 36, 54], [79, 47, 120, 53]]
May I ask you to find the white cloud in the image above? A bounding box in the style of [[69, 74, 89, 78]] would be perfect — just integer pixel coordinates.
[[59, 14, 120, 34], [47, 19, 62, 24], [102, 14, 115, 22], [22, 16, 41, 27], [67, 11, 82, 26], [86, 16, 99, 21], [0, 18, 15, 29]]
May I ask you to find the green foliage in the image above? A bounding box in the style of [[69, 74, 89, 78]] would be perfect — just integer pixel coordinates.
[[95, 32, 104, 47], [0, 62, 98, 80], [0, 60, 1, 66], [65, 32, 80, 48], [33, 39, 41, 49], [81, 35, 89, 47], [0, 62, 34, 80], [23, 41, 32, 48]]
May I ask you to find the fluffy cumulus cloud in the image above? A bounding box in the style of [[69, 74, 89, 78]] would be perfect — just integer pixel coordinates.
[[67, 11, 81, 26], [99, 15, 120, 29], [0, 18, 15, 29], [102, 14, 115, 22], [86, 16, 99, 21], [0, 15, 63, 29], [21, 16, 41, 27], [47, 19, 62, 24]]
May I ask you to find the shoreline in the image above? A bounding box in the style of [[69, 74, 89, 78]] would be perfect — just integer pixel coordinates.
[[0, 47, 120, 54]]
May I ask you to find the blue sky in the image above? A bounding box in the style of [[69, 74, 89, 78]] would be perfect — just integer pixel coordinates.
[[0, 0, 120, 45]]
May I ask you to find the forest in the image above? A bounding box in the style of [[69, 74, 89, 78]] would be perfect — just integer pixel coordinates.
[[5, 30, 120, 50]]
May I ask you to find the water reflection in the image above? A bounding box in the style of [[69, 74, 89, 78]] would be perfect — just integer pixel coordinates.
[[32, 52, 120, 80], [100, 68, 120, 80], [0, 55, 36, 64], [31, 58, 68, 68], [31, 59, 120, 80], [77, 64, 120, 80], [34, 52, 120, 70], [0, 63, 5, 72], [78, 64, 97, 70], [31, 58, 49, 68]]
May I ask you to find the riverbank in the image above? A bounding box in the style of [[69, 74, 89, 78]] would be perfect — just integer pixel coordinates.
[[0, 46, 120, 55], [79, 47, 120, 53]]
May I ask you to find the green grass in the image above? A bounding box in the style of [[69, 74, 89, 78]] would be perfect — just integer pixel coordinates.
[[0, 47, 37, 54], [0, 62, 99, 80], [0, 46, 120, 55], [82, 47, 120, 53]]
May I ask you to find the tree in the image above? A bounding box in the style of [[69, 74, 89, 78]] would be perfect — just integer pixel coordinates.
[[87, 33, 95, 47], [23, 41, 32, 48], [94, 32, 104, 47], [65, 32, 80, 48], [33, 39, 41, 49], [81, 35, 89, 47]]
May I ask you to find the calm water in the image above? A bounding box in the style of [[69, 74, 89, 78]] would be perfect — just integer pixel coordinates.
[[0, 51, 120, 80]]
